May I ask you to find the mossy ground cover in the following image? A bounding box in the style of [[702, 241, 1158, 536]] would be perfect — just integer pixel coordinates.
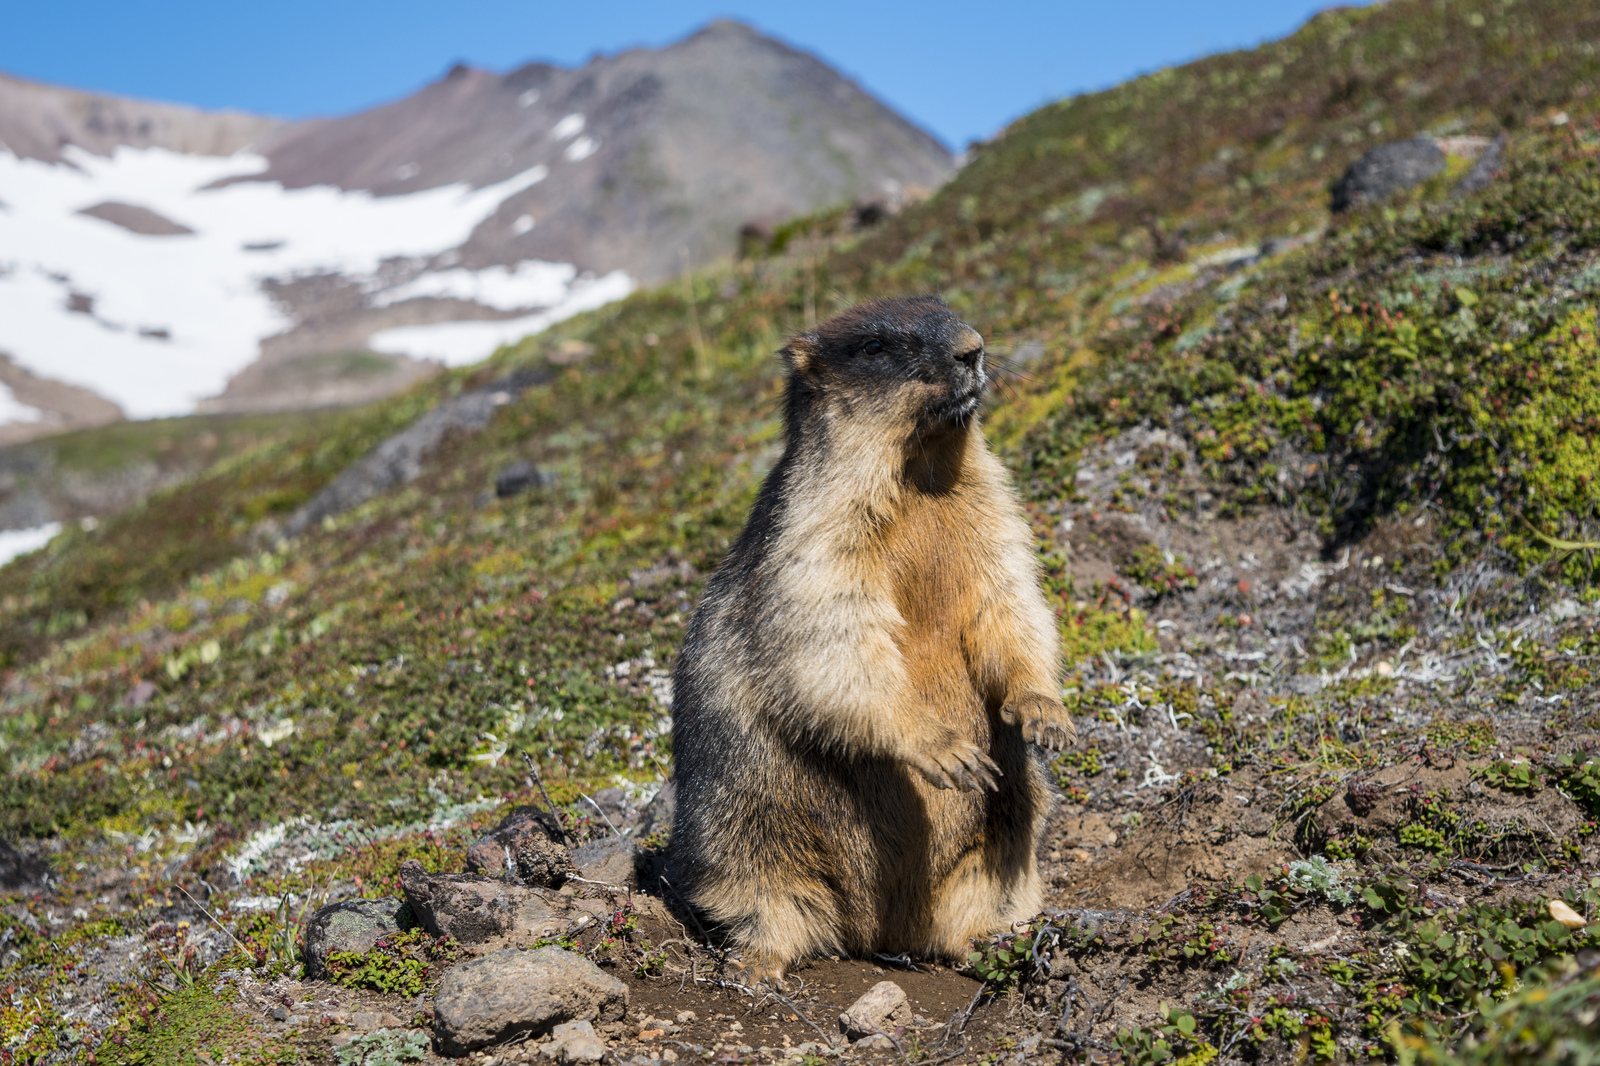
[[4, 1, 1600, 1063]]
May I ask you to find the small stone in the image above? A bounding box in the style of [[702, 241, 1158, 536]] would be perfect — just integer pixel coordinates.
[[1375, 661, 1394, 677], [855, 1035, 894, 1051], [662, 1050, 678, 1062], [302, 897, 414, 979], [542, 1020, 607, 1063], [496, 461, 557, 498], [433, 946, 628, 1056], [839, 981, 911, 1041], [675, 1011, 696, 1024], [1550, 899, 1588, 929], [270, 1005, 288, 1022], [330, 1033, 355, 1048]]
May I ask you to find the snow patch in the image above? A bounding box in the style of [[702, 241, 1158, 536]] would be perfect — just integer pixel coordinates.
[[551, 113, 585, 140], [0, 145, 622, 424], [371, 269, 634, 366], [371, 260, 580, 311], [564, 136, 599, 162], [0, 522, 61, 567], [0, 381, 43, 424]]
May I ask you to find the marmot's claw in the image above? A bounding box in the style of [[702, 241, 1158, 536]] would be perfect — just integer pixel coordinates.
[[910, 757, 955, 790]]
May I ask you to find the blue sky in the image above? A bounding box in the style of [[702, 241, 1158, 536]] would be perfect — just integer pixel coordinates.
[[3, 2, 1371, 150]]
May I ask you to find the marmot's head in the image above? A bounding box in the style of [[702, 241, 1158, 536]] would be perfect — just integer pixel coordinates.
[[782, 296, 986, 436]]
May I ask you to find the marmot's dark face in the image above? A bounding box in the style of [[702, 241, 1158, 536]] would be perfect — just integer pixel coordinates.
[[787, 296, 987, 430]]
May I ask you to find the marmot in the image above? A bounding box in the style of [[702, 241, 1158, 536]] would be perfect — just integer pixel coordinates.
[[671, 295, 1074, 982]]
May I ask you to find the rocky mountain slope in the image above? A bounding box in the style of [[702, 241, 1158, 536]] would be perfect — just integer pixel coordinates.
[[4, 1, 1600, 1064], [0, 22, 951, 440]]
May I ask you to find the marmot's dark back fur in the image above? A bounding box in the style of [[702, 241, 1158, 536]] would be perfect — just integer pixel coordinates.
[[672, 296, 1073, 981]]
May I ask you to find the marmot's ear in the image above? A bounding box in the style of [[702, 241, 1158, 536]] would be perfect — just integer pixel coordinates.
[[782, 333, 820, 376]]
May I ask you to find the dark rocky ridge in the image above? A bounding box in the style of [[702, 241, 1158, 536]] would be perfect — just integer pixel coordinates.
[[240, 20, 953, 283]]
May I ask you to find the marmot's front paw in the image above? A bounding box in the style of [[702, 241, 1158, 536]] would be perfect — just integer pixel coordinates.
[[1002, 692, 1077, 751], [906, 729, 1002, 792]]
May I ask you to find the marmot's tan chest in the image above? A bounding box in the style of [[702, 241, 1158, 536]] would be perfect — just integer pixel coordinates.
[[881, 486, 995, 722]]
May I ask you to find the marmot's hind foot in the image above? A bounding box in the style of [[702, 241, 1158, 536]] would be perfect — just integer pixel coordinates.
[[732, 953, 791, 991]]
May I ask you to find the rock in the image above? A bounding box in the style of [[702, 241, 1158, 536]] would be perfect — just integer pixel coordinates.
[[541, 1019, 607, 1062], [464, 806, 576, 887], [839, 981, 911, 1041], [1331, 137, 1445, 212], [855, 1034, 895, 1051], [1550, 899, 1587, 930], [286, 368, 550, 535], [787, 1042, 836, 1058], [635, 780, 676, 839], [496, 461, 557, 498], [432, 946, 628, 1056], [571, 835, 641, 889], [1456, 132, 1507, 196], [0, 839, 47, 894], [399, 860, 603, 952], [588, 787, 633, 827], [301, 896, 414, 979]]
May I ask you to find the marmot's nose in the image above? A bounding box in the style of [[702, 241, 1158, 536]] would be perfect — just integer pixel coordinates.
[[954, 324, 984, 368]]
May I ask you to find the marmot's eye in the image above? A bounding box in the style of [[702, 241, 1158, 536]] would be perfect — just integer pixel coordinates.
[[862, 340, 884, 355]]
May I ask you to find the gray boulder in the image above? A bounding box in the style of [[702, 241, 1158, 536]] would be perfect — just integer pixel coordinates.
[[1456, 133, 1507, 196], [432, 946, 627, 1056], [399, 860, 603, 952], [286, 368, 550, 536], [1331, 137, 1445, 212], [635, 780, 676, 839], [571, 836, 641, 890], [302, 896, 414, 978]]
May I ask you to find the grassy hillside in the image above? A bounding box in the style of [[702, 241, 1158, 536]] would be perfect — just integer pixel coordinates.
[[6, 1, 1600, 1063]]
